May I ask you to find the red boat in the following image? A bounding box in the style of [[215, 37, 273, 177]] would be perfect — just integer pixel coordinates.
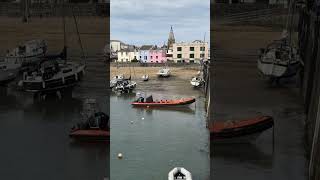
[[209, 116, 274, 144], [131, 95, 195, 107], [69, 129, 110, 142], [69, 112, 110, 142]]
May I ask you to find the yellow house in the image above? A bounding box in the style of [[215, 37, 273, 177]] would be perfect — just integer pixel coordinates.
[[172, 40, 209, 63]]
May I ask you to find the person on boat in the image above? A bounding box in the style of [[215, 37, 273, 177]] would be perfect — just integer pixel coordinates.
[[98, 113, 110, 131]]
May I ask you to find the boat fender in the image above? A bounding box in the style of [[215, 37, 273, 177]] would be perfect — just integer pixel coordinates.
[[23, 72, 27, 80], [18, 80, 23, 87]]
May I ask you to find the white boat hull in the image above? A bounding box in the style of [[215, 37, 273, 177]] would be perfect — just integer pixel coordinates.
[[258, 59, 300, 78]]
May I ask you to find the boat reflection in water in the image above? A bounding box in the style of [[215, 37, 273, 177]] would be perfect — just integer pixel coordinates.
[[211, 143, 274, 169]]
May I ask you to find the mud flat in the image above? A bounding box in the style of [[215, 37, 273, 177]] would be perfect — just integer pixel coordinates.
[[0, 17, 108, 57], [211, 24, 307, 180]]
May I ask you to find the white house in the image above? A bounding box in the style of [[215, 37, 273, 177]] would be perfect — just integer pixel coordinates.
[[110, 40, 124, 52], [117, 48, 139, 62]]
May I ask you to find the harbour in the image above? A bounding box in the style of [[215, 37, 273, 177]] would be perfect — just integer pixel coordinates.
[[0, 9, 109, 179], [110, 70, 210, 180]]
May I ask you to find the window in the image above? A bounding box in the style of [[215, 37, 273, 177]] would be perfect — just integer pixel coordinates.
[[177, 54, 182, 58], [200, 54, 205, 58], [190, 60, 195, 63], [200, 47, 205, 51], [140, 56, 142, 59], [190, 47, 194, 51], [177, 47, 182, 51], [151, 56, 153, 59], [144, 56, 147, 60], [190, 54, 194, 58], [156, 56, 158, 59]]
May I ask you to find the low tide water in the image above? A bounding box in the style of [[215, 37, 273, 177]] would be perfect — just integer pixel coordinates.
[[110, 77, 210, 180], [0, 58, 109, 180]]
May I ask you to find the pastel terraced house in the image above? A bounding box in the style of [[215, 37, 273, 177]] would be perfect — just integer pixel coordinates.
[[138, 45, 153, 63], [149, 46, 166, 63]]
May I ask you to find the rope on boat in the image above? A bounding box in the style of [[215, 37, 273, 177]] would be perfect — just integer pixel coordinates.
[[72, 7, 86, 65]]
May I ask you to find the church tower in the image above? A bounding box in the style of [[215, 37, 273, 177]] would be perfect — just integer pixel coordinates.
[[167, 26, 175, 49]]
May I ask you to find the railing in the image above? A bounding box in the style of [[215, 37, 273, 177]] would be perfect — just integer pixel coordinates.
[[0, 2, 109, 17]]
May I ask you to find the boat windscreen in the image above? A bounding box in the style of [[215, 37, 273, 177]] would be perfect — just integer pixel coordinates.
[[145, 95, 153, 103]]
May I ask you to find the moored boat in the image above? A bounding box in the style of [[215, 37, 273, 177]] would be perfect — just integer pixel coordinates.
[[142, 74, 149, 81], [5, 39, 47, 67], [114, 79, 136, 93], [209, 116, 274, 144], [69, 99, 110, 142], [168, 167, 192, 180], [0, 58, 20, 85], [190, 76, 204, 87], [131, 95, 195, 107], [18, 59, 85, 93], [157, 67, 171, 77]]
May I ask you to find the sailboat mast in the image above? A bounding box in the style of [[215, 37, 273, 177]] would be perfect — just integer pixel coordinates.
[[62, 1, 67, 61], [72, 8, 86, 63]]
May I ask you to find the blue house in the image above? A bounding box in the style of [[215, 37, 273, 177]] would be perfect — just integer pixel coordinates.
[[138, 45, 153, 63]]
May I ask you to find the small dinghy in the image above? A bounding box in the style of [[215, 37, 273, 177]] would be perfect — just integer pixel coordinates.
[[131, 95, 195, 107], [69, 99, 110, 142], [157, 67, 171, 77], [142, 74, 149, 81], [209, 116, 274, 144], [190, 76, 204, 87], [168, 167, 192, 180]]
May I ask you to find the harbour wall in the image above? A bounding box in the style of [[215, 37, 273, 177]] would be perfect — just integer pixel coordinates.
[[298, 5, 320, 180]]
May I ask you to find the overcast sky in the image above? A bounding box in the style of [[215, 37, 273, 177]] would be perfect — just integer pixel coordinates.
[[110, 0, 210, 46]]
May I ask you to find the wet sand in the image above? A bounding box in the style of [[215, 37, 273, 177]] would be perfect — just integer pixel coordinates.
[[211, 24, 307, 179], [0, 17, 109, 57], [110, 66, 200, 81]]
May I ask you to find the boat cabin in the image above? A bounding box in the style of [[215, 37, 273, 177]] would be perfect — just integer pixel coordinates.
[[136, 95, 153, 103], [88, 112, 110, 130]]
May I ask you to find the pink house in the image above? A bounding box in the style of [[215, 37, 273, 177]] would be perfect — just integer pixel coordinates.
[[148, 46, 167, 63]]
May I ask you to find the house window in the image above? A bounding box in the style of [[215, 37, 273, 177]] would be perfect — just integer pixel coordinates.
[[140, 56, 142, 59], [177, 47, 182, 51], [151, 56, 153, 59], [200, 54, 205, 58], [156, 56, 158, 59], [177, 54, 182, 58], [200, 47, 205, 51], [190, 47, 194, 51], [190, 60, 195, 63], [144, 56, 147, 60], [190, 54, 194, 58], [156, 61, 158, 63]]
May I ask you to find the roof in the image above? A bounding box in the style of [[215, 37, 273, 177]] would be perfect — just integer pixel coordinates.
[[111, 40, 124, 44], [139, 45, 153, 50], [118, 47, 137, 52]]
